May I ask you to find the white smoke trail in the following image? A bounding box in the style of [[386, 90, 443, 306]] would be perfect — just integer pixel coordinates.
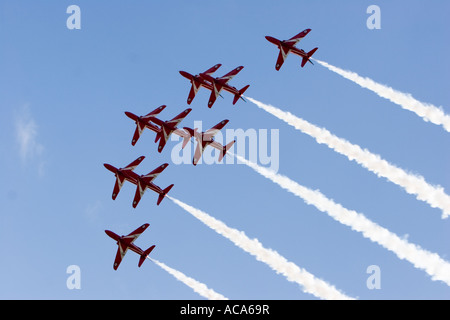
[[232, 153, 450, 287], [246, 96, 450, 219], [167, 196, 354, 300], [314, 59, 450, 132], [150, 258, 228, 300]]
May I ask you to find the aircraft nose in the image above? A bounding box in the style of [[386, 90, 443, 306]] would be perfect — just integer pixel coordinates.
[[179, 71, 191, 79], [103, 163, 117, 173], [105, 230, 114, 238], [265, 36, 279, 45], [124, 111, 137, 120]]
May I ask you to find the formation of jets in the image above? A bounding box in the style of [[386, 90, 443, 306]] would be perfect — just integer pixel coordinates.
[[124, 106, 235, 165], [124, 105, 192, 153], [179, 64, 250, 108], [104, 29, 317, 270]]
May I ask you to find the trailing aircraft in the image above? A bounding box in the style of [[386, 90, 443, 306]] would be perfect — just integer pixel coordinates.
[[265, 29, 318, 70], [105, 223, 155, 270]]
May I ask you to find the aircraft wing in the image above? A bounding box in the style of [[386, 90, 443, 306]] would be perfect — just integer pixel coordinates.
[[131, 121, 147, 146], [156, 129, 170, 153], [207, 83, 223, 108], [217, 66, 244, 84], [187, 81, 201, 105], [165, 108, 192, 128], [150, 108, 191, 130], [202, 63, 222, 76], [113, 242, 129, 270], [123, 223, 150, 243], [284, 28, 311, 46], [209, 141, 225, 151], [112, 174, 126, 200], [203, 120, 229, 141], [141, 163, 169, 184], [123, 156, 145, 172], [173, 128, 189, 139], [132, 179, 147, 208], [192, 142, 205, 166], [275, 46, 290, 71], [141, 105, 167, 121]]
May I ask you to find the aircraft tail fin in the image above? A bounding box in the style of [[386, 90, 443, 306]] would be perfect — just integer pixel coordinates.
[[218, 140, 236, 162], [157, 184, 174, 205], [138, 245, 156, 267], [233, 85, 250, 105], [301, 47, 318, 67]]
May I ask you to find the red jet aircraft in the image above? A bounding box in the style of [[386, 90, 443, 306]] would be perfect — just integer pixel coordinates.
[[179, 64, 250, 108], [103, 156, 174, 208], [179, 64, 221, 105], [105, 223, 155, 270], [183, 120, 235, 165], [265, 29, 318, 70], [125, 106, 192, 153]]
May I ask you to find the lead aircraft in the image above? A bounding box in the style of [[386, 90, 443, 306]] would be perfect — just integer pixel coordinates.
[[265, 29, 318, 70], [103, 156, 174, 208], [105, 223, 155, 270], [179, 64, 250, 108]]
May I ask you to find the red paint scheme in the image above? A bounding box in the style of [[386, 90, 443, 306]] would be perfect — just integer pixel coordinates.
[[103, 156, 173, 208], [265, 29, 318, 70], [105, 223, 156, 270], [179, 64, 221, 105], [179, 64, 250, 108], [125, 106, 192, 153]]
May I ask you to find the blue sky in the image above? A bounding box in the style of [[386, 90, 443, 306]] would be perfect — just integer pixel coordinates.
[[1, 1, 449, 299]]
